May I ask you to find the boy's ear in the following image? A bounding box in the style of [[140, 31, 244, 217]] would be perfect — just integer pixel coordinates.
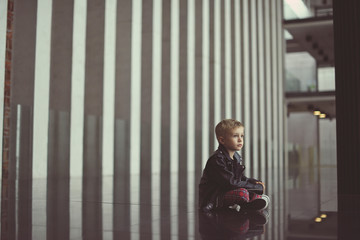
[[218, 136, 225, 145]]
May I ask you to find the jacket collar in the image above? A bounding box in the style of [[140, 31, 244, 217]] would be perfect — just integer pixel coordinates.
[[217, 144, 242, 163]]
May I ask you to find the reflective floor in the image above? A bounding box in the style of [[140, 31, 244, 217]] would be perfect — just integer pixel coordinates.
[[3, 160, 355, 240]]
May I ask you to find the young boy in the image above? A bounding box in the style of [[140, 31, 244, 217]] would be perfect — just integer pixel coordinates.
[[199, 119, 269, 212]]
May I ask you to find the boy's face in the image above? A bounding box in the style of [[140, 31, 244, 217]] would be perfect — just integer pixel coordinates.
[[219, 126, 244, 153]]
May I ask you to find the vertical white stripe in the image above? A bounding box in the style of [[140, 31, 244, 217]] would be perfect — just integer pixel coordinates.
[[102, 0, 117, 238], [0, 0, 8, 180], [152, 0, 163, 176], [32, 0, 52, 178], [271, 0, 279, 176], [16, 106, 21, 160], [187, 0, 195, 173], [70, 0, 87, 177], [130, 0, 142, 239], [271, 0, 279, 239], [170, 0, 179, 173], [258, 0, 266, 182], [202, 0, 209, 168], [264, 0, 272, 189], [264, 0, 273, 237], [152, 0, 162, 238], [170, 0, 179, 238], [70, 0, 87, 238], [224, 0, 231, 118], [277, 0, 285, 238], [283, 105, 289, 239], [15, 105, 21, 240], [187, 0, 195, 237], [32, 1, 52, 239], [214, 0, 221, 147], [0, 7, 6, 233], [234, 0, 241, 122], [102, 0, 116, 177], [272, 0, 278, 171], [242, 0, 251, 176], [250, 0, 258, 177]]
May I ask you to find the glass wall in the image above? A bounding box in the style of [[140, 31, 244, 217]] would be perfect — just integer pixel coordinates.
[[286, 52, 317, 92]]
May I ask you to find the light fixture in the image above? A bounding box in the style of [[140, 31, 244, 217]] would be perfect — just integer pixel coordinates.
[[284, 0, 311, 19], [315, 217, 322, 223], [320, 214, 327, 219], [313, 110, 321, 116], [319, 113, 326, 119]]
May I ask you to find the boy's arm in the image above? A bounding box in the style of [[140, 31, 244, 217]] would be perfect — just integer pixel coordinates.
[[242, 176, 265, 193], [208, 157, 260, 190]]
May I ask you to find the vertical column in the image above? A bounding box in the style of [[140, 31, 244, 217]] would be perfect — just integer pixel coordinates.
[[70, 0, 87, 238], [18, 106, 33, 240], [7, 0, 37, 239], [201, 0, 210, 167], [151, 0, 162, 238], [0, 0, 8, 174], [170, 0, 179, 238], [32, 1, 53, 239], [32, 0, 52, 178], [114, 0, 132, 239], [187, 0, 195, 236], [230, 0, 236, 119], [194, 0, 203, 234], [160, 0, 171, 238], [334, 0, 360, 204], [241, 0, 251, 176], [333, 0, 360, 221], [264, 0, 272, 190], [271, 0, 279, 239], [140, 0, 153, 238], [1, 0, 12, 238], [47, 0, 74, 239], [130, 0, 142, 238], [271, 0, 279, 174], [178, 0, 187, 235], [250, 0, 258, 177], [265, 3, 274, 222], [70, 0, 86, 178], [224, 0, 231, 118], [83, 0, 105, 239], [208, 0, 215, 152], [220, 0, 225, 119], [102, 0, 117, 177], [234, 0, 242, 122], [258, 0, 266, 182], [277, 0, 285, 239], [102, 0, 117, 238], [213, 0, 221, 142]]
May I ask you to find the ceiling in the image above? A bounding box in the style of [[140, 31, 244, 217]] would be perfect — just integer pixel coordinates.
[[286, 91, 336, 118], [285, 16, 334, 68]]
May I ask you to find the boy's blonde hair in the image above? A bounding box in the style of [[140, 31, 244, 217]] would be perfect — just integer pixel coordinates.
[[215, 119, 244, 141]]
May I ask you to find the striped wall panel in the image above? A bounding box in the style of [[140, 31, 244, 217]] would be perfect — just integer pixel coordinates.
[[0, 0, 8, 180], [1, 0, 285, 239]]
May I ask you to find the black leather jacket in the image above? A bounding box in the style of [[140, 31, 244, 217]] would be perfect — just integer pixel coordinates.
[[199, 144, 263, 211]]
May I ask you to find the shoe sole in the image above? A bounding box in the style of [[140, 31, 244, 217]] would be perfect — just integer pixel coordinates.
[[244, 198, 267, 211]]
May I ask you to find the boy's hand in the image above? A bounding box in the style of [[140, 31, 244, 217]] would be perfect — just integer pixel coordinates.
[[229, 204, 241, 212], [256, 181, 265, 192]]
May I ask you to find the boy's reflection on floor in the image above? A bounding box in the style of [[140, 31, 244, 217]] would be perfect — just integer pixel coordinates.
[[199, 209, 269, 240]]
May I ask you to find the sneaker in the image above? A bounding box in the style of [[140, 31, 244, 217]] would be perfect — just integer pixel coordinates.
[[247, 209, 269, 225], [244, 194, 270, 211]]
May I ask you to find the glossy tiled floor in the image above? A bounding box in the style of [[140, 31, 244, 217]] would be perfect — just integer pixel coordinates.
[[2, 159, 353, 240]]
